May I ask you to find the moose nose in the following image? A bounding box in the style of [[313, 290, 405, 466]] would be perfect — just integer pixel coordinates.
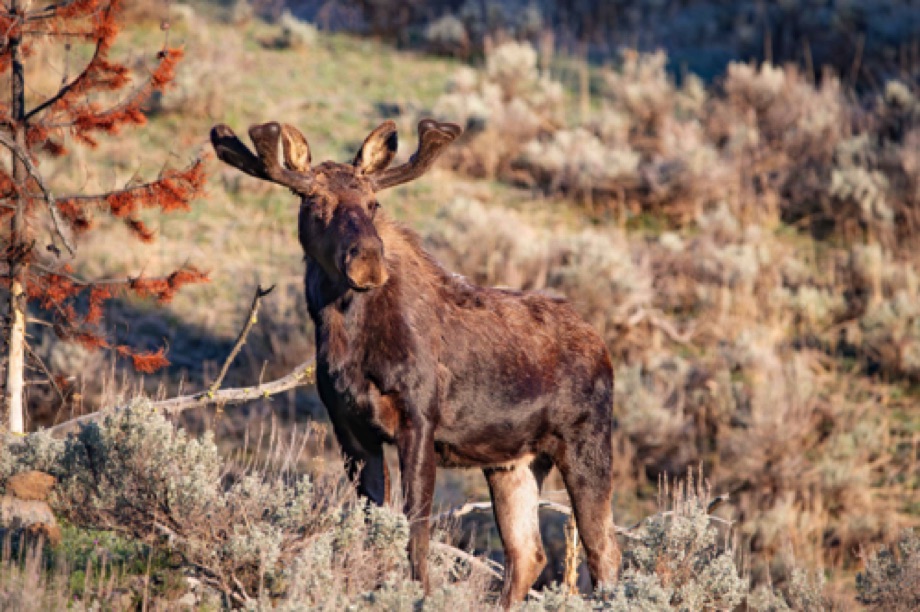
[[343, 236, 388, 290], [345, 236, 383, 263]]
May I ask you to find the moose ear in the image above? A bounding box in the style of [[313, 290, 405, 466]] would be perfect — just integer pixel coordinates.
[[353, 120, 398, 175], [281, 124, 311, 172]]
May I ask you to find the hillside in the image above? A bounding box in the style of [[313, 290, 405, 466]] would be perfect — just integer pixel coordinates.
[[2, 2, 919, 608]]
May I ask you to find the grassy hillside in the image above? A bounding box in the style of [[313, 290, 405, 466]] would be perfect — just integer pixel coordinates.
[[4, 2, 920, 608]]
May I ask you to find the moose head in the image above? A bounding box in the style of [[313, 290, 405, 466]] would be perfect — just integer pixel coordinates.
[[210, 119, 462, 291]]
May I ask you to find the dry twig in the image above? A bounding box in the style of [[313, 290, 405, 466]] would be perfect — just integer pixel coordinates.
[[430, 541, 544, 601], [207, 284, 275, 397], [23, 343, 66, 403], [433, 493, 732, 541], [38, 360, 316, 438]]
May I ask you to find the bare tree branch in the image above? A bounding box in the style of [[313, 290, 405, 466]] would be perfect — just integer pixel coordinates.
[[30, 262, 190, 289], [0, 131, 75, 255], [40, 359, 316, 438], [40, 49, 184, 132], [23, 342, 65, 403], [53, 156, 206, 212], [23, 32, 105, 121], [206, 285, 274, 397]]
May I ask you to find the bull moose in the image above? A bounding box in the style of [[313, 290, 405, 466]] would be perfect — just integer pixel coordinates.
[[210, 118, 621, 606]]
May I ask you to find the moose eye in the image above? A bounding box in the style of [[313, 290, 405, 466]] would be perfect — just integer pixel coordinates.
[[368, 200, 381, 215]]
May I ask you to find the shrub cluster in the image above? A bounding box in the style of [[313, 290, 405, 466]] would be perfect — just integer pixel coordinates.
[[314, 1, 919, 86], [0, 407, 775, 608], [857, 529, 920, 611], [1, 404, 493, 607], [9, 407, 900, 607], [434, 41, 564, 179], [437, 43, 920, 251]]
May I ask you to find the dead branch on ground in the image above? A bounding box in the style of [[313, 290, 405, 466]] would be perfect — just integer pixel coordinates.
[[433, 493, 732, 541]]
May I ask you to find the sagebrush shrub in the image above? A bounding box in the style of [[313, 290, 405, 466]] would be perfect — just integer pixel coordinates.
[[3, 403, 493, 606], [519, 473, 751, 611], [857, 530, 920, 611]]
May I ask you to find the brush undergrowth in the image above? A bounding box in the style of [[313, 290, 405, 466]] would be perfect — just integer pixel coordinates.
[[8, 5, 919, 607], [427, 39, 920, 594], [0, 406, 845, 610]]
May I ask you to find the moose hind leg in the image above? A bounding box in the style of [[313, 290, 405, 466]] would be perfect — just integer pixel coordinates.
[[556, 427, 621, 589], [485, 461, 547, 608]]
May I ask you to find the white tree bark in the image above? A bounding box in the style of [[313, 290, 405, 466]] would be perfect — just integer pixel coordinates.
[[6, 279, 26, 434]]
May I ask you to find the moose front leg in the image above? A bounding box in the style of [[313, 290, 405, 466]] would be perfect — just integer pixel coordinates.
[[318, 375, 392, 506], [343, 442, 390, 506], [396, 418, 437, 591]]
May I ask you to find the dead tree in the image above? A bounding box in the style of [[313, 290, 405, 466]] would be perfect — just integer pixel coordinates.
[[0, 0, 207, 432]]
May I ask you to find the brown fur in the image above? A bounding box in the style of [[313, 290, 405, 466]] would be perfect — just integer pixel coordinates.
[[211, 119, 622, 607]]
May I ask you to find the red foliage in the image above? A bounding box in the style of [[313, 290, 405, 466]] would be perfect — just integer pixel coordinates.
[[0, 0, 208, 378], [117, 346, 170, 373], [125, 218, 156, 242], [56, 157, 208, 237], [18, 261, 207, 374], [75, 333, 108, 351], [55, 199, 93, 235], [27, 125, 67, 157], [86, 286, 111, 324], [129, 265, 209, 304], [25, 272, 80, 310], [51, 45, 184, 146]]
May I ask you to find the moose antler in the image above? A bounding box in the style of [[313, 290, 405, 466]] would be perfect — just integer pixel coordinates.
[[370, 119, 462, 191], [210, 124, 270, 180], [210, 122, 314, 193]]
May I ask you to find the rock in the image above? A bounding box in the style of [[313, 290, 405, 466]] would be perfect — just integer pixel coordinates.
[[2, 471, 60, 545], [176, 592, 198, 608], [0, 496, 61, 545], [6, 470, 56, 501]]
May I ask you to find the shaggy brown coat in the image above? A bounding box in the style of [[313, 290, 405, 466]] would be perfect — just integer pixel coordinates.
[[211, 119, 621, 607]]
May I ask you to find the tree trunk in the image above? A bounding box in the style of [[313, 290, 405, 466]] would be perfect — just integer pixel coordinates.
[[5, 0, 28, 434], [6, 283, 25, 434]]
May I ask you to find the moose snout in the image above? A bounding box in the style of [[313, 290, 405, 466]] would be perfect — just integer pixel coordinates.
[[342, 236, 389, 291]]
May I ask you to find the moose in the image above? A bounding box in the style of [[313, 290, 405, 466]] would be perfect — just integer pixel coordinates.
[[210, 118, 621, 606]]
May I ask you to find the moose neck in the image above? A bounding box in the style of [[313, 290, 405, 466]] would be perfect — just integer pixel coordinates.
[[305, 259, 367, 320]]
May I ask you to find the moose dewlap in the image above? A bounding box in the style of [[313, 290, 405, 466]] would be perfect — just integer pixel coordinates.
[[211, 118, 620, 607]]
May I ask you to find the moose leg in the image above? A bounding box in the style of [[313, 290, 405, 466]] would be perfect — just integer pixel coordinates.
[[326, 411, 391, 505], [345, 443, 390, 506], [485, 461, 547, 608], [555, 439, 621, 589], [317, 373, 391, 506], [396, 420, 437, 591]]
